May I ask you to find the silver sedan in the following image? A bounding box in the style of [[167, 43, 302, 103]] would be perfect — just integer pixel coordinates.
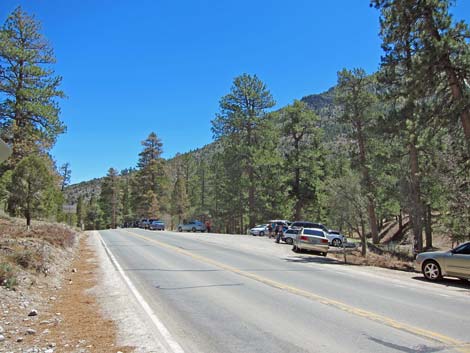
[[292, 228, 329, 256], [415, 241, 470, 281]]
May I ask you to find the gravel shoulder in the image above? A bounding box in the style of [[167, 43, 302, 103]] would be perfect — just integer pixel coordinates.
[[0, 219, 135, 353]]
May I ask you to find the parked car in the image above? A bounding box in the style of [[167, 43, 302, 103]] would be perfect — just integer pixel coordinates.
[[282, 228, 300, 245], [177, 220, 206, 232], [149, 220, 165, 231], [250, 224, 269, 236], [415, 241, 470, 281], [290, 221, 329, 234], [139, 218, 150, 229], [269, 220, 290, 233], [292, 228, 329, 256], [327, 230, 347, 247]]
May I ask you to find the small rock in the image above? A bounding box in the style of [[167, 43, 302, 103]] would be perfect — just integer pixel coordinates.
[[71, 268, 77, 273], [0, 334, 5, 342], [45, 350, 54, 353], [28, 309, 38, 317], [26, 328, 36, 335], [16, 336, 23, 342], [0, 325, 4, 333], [49, 296, 57, 301]]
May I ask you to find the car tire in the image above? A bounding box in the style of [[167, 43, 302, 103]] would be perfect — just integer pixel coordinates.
[[178, 227, 182, 232], [422, 260, 442, 281], [285, 237, 293, 245], [192, 227, 196, 232], [332, 238, 342, 247], [259, 231, 265, 236]]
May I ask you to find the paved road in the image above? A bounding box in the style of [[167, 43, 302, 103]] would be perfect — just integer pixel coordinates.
[[98, 228, 470, 353]]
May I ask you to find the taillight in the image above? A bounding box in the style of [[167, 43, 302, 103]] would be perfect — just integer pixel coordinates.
[[321, 239, 329, 244], [300, 236, 309, 241]]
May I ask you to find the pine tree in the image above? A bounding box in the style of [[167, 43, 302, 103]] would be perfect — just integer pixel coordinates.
[[171, 166, 189, 225], [277, 100, 325, 220], [335, 69, 380, 245], [99, 167, 120, 228], [76, 195, 85, 229], [0, 7, 65, 171], [7, 155, 56, 226], [372, 0, 470, 151], [59, 162, 71, 191], [212, 74, 275, 229], [131, 132, 168, 218], [85, 195, 103, 230]]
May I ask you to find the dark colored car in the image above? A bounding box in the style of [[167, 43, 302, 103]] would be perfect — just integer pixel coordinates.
[[149, 220, 165, 231], [290, 221, 329, 233]]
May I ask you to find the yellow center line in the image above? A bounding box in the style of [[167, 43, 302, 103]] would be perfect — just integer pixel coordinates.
[[121, 229, 470, 352]]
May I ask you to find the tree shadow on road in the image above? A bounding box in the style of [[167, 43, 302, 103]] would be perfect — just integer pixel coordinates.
[[367, 336, 447, 353], [283, 255, 345, 265]]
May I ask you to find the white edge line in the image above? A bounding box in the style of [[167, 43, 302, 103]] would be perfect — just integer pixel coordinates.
[[95, 231, 186, 353]]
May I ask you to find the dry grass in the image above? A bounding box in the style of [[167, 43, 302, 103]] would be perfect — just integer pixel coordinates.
[[0, 216, 78, 288], [330, 248, 414, 271]]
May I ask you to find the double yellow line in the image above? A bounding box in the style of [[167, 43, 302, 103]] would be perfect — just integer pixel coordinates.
[[122, 229, 470, 352]]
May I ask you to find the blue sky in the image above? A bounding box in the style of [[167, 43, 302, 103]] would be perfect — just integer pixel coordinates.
[[2, 1, 469, 184]]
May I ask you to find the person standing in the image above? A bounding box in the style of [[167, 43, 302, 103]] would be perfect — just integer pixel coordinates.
[[275, 224, 283, 243], [205, 220, 212, 233]]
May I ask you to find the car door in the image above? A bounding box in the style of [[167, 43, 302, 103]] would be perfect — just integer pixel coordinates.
[[446, 243, 470, 277]]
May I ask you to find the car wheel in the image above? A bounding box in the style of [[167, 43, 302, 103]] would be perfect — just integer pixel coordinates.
[[285, 237, 293, 245], [178, 227, 182, 232], [422, 260, 442, 281], [259, 231, 265, 236], [192, 227, 196, 232], [332, 238, 342, 247]]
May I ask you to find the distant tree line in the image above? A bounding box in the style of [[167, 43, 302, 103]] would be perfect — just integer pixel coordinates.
[[88, 0, 469, 256]]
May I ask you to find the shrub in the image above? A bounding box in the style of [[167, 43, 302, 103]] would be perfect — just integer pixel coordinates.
[[0, 262, 17, 288]]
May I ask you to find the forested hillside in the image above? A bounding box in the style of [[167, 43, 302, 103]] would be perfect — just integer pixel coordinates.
[[2, 2, 469, 259]]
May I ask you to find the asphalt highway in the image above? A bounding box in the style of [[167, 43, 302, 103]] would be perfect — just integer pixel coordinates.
[[98, 228, 470, 353]]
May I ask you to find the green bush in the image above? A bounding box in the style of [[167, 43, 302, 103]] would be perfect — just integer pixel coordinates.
[[0, 262, 17, 289]]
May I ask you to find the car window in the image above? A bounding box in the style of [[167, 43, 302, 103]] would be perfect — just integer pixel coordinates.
[[454, 244, 470, 255], [285, 229, 299, 235], [303, 229, 324, 237]]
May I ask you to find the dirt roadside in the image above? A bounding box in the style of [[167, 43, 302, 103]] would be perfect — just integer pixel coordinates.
[[1, 229, 133, 353]]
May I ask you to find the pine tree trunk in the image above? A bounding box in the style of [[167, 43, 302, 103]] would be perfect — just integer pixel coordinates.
[[293, 166, 301, 220], [409, 141, 423, 253], [360, 217, 367, 257], [422, 9, 470, 150], [248, 166, 255, 229], [357, 123, 379, 244], [425, 204, 433, 250]]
